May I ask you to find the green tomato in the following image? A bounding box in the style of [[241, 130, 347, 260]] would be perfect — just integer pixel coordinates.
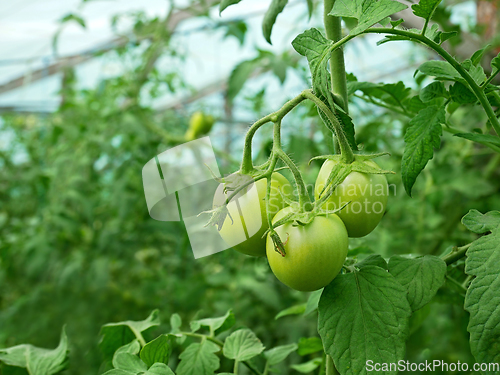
[[214, 172, 292, 257], [186, 111, 215, 140], [315, 159, 388, 238], [266, 207, 348, 292]]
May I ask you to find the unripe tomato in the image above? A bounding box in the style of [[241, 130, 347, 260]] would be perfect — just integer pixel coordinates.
[[266, 207, 348, 292], [214, 173, 292, 257], [314, 160, 388, 238], [185, 111, 215, 140]]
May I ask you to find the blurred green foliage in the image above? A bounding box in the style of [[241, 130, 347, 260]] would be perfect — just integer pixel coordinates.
[[1, 1, 500, 374]]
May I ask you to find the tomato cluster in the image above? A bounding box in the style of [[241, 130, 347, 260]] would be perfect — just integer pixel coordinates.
[[213, 160, 388, 291]]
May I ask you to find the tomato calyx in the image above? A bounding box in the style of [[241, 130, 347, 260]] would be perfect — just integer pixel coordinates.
[[200, 204, 232, 231]]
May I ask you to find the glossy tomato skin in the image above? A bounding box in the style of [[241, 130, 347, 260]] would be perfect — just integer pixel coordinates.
[[266, 207, 348, 292], [315, 160, 388, 238], [215, 172, 292, 257]]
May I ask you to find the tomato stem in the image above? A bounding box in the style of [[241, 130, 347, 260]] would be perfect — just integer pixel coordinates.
[[241, 93, 307, 174], [441, 243, 471, 265], [275, 149, 313, 211], [324, 0, 349, 114], [303, 90, 355, 164]]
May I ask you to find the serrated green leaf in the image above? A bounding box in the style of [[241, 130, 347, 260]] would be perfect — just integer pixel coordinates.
[[176, 341, 220, 375], [439, 31, 458, 44], [464, 230, 500, 370], [115, 340, 140, 356], [264, 344, 297, 365], [144, 363, 175, 375], [491, 52, 500, 71], [329, 0, 363, 18], [420, 81, 448, 102], [471, 45, 490, 66], [469, 64, 487, 85], [99, 310, 160, 359], [417, 60, 461, 82], [297, 337, 323, 356], [390, 18, 404, 28], [140, 334, 175, 367], [275, 303, 307, 319], [462, 209, 500, 234], [352, 0, 408, 35], [388, 255, 447, 311], [262, 0, 288, 44], [411, 0, 442, 20], [292, 28, 357, 151], [318, 266, 411, 375], [304, 288, 323, 315], [220, 0, 243, 14], [113, 353, 147, 372], [454, 132, 500, 148], [330, 0, 406, 35], [449, 82, 476, 104], [352, 81, 412, 110], [356, 254, 387, 270], [0, 327, 69, 375], [190, 310, 235, 336], [401, 106, 444, 196], [223, 329, 265, 362], [291, 358, 323, 373]]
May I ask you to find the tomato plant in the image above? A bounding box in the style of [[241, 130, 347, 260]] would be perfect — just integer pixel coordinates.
[[315, 159, 388, 237], [2, 0, 500, 374], [266, 206, 348, 291]]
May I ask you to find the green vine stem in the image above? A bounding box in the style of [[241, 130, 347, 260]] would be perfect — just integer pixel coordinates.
[[325, 28, 500, 137], [441, 243, 471, 265], [303, 90, 355, 163], [241, 89, 355, 173], [241, 93, 307, 174], [324, 0, 349, 114], [276, 149, 313, 211]]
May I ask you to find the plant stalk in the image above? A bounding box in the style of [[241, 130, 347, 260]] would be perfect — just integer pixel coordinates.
[[324, 0, 349, 114], [326, 354, 339, 375], [241, 93, 307, 174]]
